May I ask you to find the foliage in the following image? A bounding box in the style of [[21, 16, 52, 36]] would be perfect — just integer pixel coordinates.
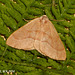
[[0, 0, 75, 75]]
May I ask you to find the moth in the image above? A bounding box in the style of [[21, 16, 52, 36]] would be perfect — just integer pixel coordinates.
[[6, 15, 66, 60]]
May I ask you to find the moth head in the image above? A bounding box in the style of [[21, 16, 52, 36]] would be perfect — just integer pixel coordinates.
[[40, 15, 49, 24]]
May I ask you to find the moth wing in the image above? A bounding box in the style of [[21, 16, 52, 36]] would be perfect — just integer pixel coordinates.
[[6, 18, 40, 50], [38, 16, 66, 60]]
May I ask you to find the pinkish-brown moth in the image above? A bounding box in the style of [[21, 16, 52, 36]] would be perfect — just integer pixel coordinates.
[[6, 15, 66, 60]]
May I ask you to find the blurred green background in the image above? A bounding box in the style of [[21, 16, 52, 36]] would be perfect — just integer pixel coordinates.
[[0, 0, 75, 75]]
